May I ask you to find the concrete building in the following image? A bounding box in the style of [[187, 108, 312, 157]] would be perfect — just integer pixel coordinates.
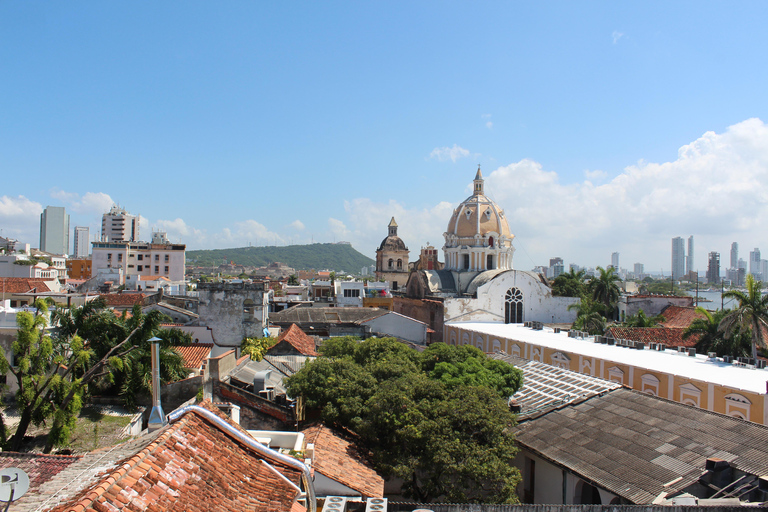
[[610, 252, 619, 270], [548, 257, 564, 279], [633, 263, 644, 280], [91, 231, 185, 284], [730, 241, 738, 269], [750, 248, 761, 279], [706, 251, 720, 284], [73, 226, 89, 258], [686, 235, 694, 275], [39, 206, 69, 256], [671, 237, 685, 279], [101, 205, 140, 242], [374, 217, 410, 291]]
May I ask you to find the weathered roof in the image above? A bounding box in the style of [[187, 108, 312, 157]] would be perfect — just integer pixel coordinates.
[[0, 452, 82, 510], [0, 277, 53, 293], [515, 387, 768, 504], [173, 343, 213, 370], [270, 306, 388, 325], [144, 301, 199, 319], [271, 324, 319, 356], [377, 235, 407, 252], [302, 424, 384, 498], [660, 305, 706, 329], [230, 354, 314, 395], [101, 292, 147, 307], [48, 402, 304, 512], [606, 327, 698, 348]]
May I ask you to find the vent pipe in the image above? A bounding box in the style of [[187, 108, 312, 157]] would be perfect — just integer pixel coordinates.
[[148, 337, 166, 432]]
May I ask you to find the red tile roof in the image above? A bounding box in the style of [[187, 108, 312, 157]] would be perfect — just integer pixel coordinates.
[[101, 293, 147, 307], [49, 401, 306, 512], [270, 324, 318, 356], [660, 305, 706, 329], [606, 327, 699, 348], [0, 452, 82, 496], [0, 277, 53, 293], [172, 344, 213, 370], [302, 424, 384, 498]]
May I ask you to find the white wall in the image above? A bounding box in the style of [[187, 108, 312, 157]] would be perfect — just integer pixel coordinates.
[[364, 312, 428, 345]]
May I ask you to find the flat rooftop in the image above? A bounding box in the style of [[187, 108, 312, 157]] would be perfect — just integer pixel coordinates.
[[448, 321, 768, 395]]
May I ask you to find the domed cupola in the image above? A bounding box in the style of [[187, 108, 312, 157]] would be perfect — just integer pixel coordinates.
[[443, 166, 515, 272]]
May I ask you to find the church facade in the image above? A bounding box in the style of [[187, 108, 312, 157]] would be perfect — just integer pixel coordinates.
[[405, 166, 578, 327], [375, 217, 410, 291]]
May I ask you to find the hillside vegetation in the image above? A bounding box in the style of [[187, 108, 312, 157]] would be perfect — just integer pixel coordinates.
[[186, 243, 375, 272]]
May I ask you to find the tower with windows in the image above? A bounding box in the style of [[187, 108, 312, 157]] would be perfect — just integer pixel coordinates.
[[375, 217, 410, 291]]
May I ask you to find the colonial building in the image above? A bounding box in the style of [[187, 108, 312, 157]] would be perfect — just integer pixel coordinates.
[[91, 231, 186, 284], [375, 217, 410, 291]]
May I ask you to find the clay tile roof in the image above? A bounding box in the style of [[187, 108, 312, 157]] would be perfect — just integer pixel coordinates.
[[101, 293, 147, 307], [0, 452, 82, 496], [0, 277, 53, 293], [302, 424, 384, 498], [172, 344, 212, 369], [606, 327, 699, 348], [49, 401, 305, 512], [660, 305, 706, 329], [273, 324, 319, 356]]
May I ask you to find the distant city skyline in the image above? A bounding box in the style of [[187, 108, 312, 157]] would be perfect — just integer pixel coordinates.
[[2, 3, 768, 271]]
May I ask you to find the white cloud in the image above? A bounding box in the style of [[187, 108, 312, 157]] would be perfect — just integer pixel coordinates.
[[328, 218, 350, 239], [50, 190, 114, 214], [429, 144, 471, 163], [0, 195, 43, 242], [482, 114, 493, 130], [612, 31, 624, 44], [290, 220, 305, 231], [584, 169, 608, 181]]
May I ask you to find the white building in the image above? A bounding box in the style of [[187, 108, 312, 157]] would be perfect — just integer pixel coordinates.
[[335, 280, 365, 307], [91, 231, 185, 284], [101, 205, 140, 242], [73, 226, 90, 258], [40, 206, 69, 256]]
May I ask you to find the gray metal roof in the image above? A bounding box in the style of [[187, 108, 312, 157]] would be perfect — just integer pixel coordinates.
[[269, 306, 387, 325], [229, 354, 314, 395], [515, 387, 768, 504]]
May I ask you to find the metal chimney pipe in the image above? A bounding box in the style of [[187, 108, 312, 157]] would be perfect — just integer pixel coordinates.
[[147, 337, 166, 432]]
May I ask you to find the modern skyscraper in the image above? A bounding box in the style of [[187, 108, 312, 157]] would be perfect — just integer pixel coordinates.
[[40, 206, 70, 255], [686, 236, 694, 275], [73, 226, 90, 258], [101, 205, 140, 242], [730, 242, 739, 269], [611, 252, 619, 269], [634, 263, 644, 279], [671, 237, 685, 279], [706, 252, 720, 284], [549, 257, 564, 278], [750, 248, 761, 278]]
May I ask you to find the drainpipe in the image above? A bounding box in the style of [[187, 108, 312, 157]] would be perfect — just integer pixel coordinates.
[[147, 337, 166, 432]]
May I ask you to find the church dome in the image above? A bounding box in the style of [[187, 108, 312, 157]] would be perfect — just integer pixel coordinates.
[[445, 167, 513, 240], [378, 217, 408, 251]]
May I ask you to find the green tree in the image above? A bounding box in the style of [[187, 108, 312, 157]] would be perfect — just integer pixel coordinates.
[[286, 338, 522, 503], [720, 274, 768, 361], [683, 307, 750, 357], [622, 309, 664, 328], [241, 336, 276, 362], [567, 297, 607, 335], [588, 266, 622, 318], [287, 274, 299, 285], [551, 268, 587, 297]]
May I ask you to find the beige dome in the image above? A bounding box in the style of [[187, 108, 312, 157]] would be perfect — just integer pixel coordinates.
[[446, 168, 513, 240]]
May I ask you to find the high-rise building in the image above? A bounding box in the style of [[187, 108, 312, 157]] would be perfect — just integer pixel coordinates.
[[73, 226, 90, 258], [686, 236, 694, 274], [750, 248, 761, 278], [730, 242, 739, 269], [706, 252, 720, 284], [610, 252, 619, 270], [671, 237, 685, 279], [39, 206, 70, 255], [549, 257, 564, 278], [101, 205, 140, 242]]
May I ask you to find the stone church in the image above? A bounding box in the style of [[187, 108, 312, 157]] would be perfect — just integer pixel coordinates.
[[375, 217, 410, 291], [405, 166, 578, 327]]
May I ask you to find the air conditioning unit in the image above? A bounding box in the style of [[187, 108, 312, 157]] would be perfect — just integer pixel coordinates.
[[365, 497, 388, 512], [322, 496, 347, 512], [688, 348, 696, 356], [678, 346, 686, 353], [708, 352, 717, 359]]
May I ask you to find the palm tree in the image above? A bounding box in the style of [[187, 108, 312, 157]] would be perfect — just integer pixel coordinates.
[[684, 307, 750, 357], [623, 309, 664, 328], [588, 266, 622, 319], [568, 298, 607, 335], [719, 274, 768, 361], [552, 268, 587, 297]]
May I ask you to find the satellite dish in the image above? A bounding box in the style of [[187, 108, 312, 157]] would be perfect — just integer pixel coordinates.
[[0, 467, 29, 502]]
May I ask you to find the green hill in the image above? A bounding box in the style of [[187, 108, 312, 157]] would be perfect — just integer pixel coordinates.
[[186, 243, 375, 273]]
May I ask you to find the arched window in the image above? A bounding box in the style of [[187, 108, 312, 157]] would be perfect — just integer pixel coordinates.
[[505, 288, 523, 324], [388, 258, 394, 269], [488, 236, 494, 248], [397, 259, 403, 270], [487, 254, 494, 269]]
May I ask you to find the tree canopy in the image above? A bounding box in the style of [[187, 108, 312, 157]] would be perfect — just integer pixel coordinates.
[[720, 274, 768, 360], [285, 337, 523, 503]]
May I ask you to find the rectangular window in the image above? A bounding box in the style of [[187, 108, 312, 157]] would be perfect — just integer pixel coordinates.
[[138, 254, 143, 261], [138, 265, 143, 271], [343, 289, 360, 297], [155, 266, 159, 274], [107, 253, 112, 260], [164, 254, 169, 262], [164, 266, 169, 274], [155, 255, 159, 262], [118, 254, 123, 262]]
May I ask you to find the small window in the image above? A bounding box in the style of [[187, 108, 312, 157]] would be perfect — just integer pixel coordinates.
[[164, 266, 169, 274], [107, 253, 112, 260], [155, 266, 159, 274], [164, 254, 169, 262], [155, 255, 159, 262], [388, 259, 394, 269], [117, 254, 123, 262], [138, 254, 143, 261], [138, 265, 143, 271]]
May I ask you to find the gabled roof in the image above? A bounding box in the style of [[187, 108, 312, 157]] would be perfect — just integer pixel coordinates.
[[101, 292, 147, 307], [660, 304, 706, 329], [0, 452, 82, 508], [144, 301, 199, 319], [173, 344, 213, 370], [48, 402, 306, 512], [0, 277, 53, 293], [270, 324, 318, 356], [302, 424, 384, 498], [515, 387, 768, 504], [606, 327, 698, 348]]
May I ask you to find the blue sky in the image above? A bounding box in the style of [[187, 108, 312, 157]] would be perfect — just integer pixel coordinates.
[[2, 2, 768, 273]]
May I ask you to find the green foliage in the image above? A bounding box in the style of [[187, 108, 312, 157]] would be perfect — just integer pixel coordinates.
[[568, 297, 607, 335], [551, 268, 587, 298], [588, 266, 622, 319], [684, 307, 750, 357], [186, 243, 374, 272], [241, 336, 277, 362], [287, 274, 299, 285], [720, 274, 768, 360], [286, 338, 523, 503], [622, 309, 664, 328]]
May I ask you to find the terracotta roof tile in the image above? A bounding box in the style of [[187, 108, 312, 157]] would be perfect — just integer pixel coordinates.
[[0, 452, 82, 495], [172, 344, 212, 370], [606, 327, 699, 348], [0, 277, 53, 293], [48, 401, 305, 512], [101, 293, 147, 307], [269, 324, 318, 356], [302, 424, 384, 498], [659, 305, 706, 329]]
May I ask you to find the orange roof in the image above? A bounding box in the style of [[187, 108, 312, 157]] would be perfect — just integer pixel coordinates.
[[173, 344, 213, 369], [49, 402, 304, 512], [272, 324, 318, 356], [606, 327, 699, 348], [0, 277, 52, 293], [302, 424, 384, 498], [660, 305, 706, 329], [101, 293, 147, 306], [139, 275, 171, 281]]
